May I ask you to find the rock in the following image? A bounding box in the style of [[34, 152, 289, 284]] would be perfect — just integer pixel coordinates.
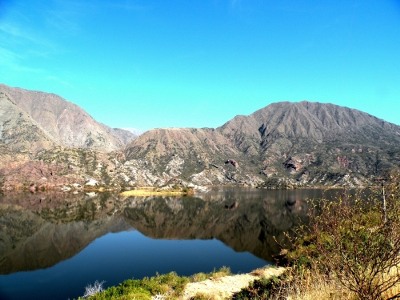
[[29, 184, 37, 193], [225, 159, 239, 168], [61, 186, 71, 192], [72, 183, 82, 189], [85, 192, 97, 198], [85, 178, 98, 186]]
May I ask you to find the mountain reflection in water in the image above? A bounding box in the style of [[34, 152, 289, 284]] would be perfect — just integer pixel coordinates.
[[0, 192, 131, 275], [0, 188, 339, 275], [123, 188, 311, 261]]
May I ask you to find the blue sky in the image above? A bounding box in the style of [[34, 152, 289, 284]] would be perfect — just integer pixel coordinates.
[[1, 0, 400, 131]]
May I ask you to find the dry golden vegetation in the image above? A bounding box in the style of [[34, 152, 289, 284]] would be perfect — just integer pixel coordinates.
[[120, 186, 194, 197], [234, 172, 400, 300]]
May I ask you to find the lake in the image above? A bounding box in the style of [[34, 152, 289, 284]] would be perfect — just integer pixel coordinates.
[[0, 187, 341, 299]]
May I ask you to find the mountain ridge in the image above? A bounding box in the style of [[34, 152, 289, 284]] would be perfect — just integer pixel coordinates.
[[0, 90, 56, 152], [123, 100, 400, 188], [1, 84, 399, 191], [0, 84, 136, 152]]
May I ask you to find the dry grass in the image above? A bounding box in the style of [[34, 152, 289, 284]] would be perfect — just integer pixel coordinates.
[[120, 187, 193, 197], [190, 292, 223, 300], [250, 268, 268, 277], [284, 272, 352, 300], [379, 265, 400, 300], [280, 266, 400, 300], [182, 266, 286, 300], [286, 279, 400, 300], [209, 267, 231, 280]]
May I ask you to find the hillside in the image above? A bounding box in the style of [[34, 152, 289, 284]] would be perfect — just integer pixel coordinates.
[[124, 101, 400, 187], [0, 90, 55, 153], [1, 84, 400, 191], [0, 84, 136, 191], [0, 84, 135, 152], [220, 101, 400, 153]]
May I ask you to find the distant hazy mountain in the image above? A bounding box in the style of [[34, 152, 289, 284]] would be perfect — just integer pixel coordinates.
[[0, 84, 136, 152]]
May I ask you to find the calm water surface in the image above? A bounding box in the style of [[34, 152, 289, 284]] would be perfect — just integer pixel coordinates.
[[0, 188, 341, 299]]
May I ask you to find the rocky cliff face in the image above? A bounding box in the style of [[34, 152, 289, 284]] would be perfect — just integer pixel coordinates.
[[0, 84, 136, 151]]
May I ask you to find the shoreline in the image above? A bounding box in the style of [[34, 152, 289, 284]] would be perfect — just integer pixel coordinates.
[[77, 265, 286, 299], [120, 187, 194, 197], [0, 182, 365, 195]]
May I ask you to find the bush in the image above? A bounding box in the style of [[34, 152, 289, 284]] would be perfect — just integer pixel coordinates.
[[80, 272, 189, 300], [285, 172, 400, 300], [232, 275, 284, 300]]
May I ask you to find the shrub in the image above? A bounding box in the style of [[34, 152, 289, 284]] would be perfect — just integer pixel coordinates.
[[232, 275, 283, 300], [79, 272, 189, 300], [209, 266, 231, 280], [285, 172, 400, 300]]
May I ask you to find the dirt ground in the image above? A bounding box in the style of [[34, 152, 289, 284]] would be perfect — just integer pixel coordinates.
[[180, 266, 286, 300]]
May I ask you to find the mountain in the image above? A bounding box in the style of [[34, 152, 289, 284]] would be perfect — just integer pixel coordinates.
[[0, 84, 137, 191], [125, 128, 243, 175], [0, 89, 56, 153], [220, 101, 399, 153], [0, 84, 136, 152], [124, 101, 400, 187], [1, 83, 400, 191]]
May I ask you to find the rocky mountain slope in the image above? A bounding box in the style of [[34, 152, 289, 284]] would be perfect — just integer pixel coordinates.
[[0, 90, 55, 153], [124, 101, 400, 188], [1, 83, 400, 191], [0, 84, 135, 152]]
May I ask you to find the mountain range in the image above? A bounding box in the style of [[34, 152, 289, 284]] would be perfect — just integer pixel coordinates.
[[1, 83, 399, 191]]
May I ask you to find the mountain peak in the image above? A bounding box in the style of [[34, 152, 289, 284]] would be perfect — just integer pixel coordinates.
[[220, 100, 395, 143], [0, 84, 136, 152], [2, 84, 400, 190], [124, 100, 400, 187]]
